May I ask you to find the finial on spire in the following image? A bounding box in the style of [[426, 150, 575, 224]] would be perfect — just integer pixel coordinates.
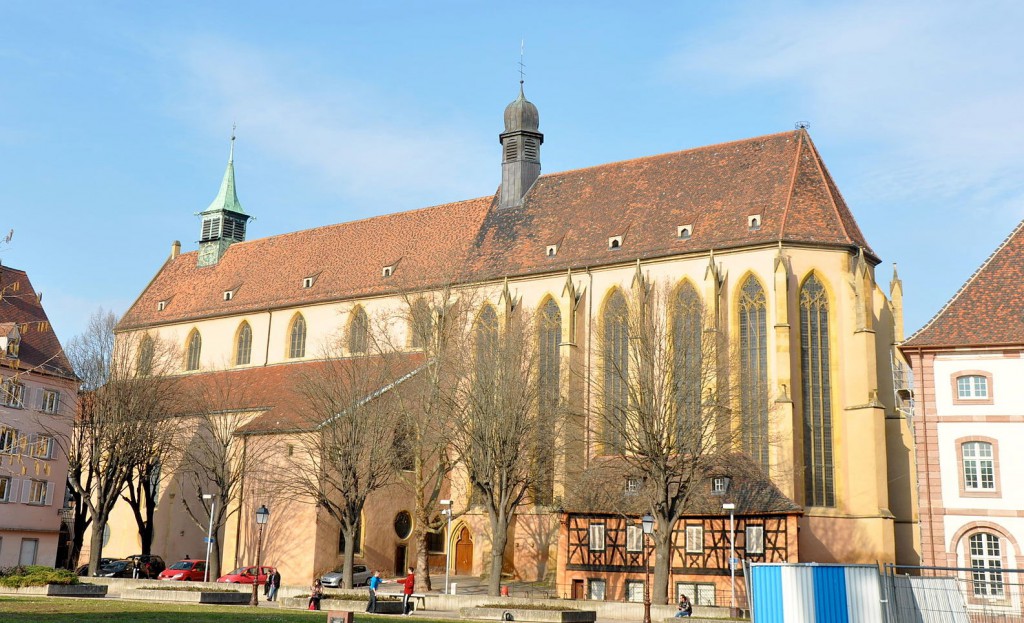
[[229, 122, 237, 163], [519, 39, 526, 87]]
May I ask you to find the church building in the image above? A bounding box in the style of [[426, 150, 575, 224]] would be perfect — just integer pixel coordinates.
[[97, 84, 919, 600]]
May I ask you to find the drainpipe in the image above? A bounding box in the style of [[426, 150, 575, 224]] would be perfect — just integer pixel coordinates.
[[263, 310, 273, 366]]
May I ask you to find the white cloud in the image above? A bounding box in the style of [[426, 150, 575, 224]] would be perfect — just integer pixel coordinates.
[[664, 0, 1024, 207], [166, 37, 493, 210]]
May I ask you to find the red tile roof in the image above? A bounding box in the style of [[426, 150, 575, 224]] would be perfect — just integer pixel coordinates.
[[168, 353, 425, 434], [904, 218, 1024, 348], [119, 130, 873, 331], [0, 266, 76, 379]]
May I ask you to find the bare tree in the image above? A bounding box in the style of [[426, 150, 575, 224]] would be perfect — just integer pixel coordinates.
[[175, 372, 266, 579], [64, 310, 180, 574], [374, 285, 475, 591], [589, 272, 750, 604], [451, 304, 550, 596], [280, 348, 407, 589]]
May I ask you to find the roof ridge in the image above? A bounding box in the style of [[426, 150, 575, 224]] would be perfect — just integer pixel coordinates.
[[905, 216, 1024, 344], [799, 130, 857, 247], [777, 130, 804, 240], [538, 130, 800, 180]]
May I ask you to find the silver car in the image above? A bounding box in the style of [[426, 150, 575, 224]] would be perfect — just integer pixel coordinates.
[[321, 563, 372, 588]]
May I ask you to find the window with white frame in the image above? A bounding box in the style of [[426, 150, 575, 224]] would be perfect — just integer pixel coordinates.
[[27, 480, 49, 505], [685, 525, 704, 553], [588, 579, 606, 601], [0, 426, 18, 454], [625, 476, 643, 495], [957, 375, 989, 400], [626, 525, 643, 553], [676, 582, 717, 607], [40, 390, 60, 414], [625, 580, 644, 603], [711, 476, 730, 495], [2, 380, 25, 407], [969, 532, 1004, 597], [746, 525, 765, 554], [963, 441, 995, 491], [0, 476, 12, 502], [589, 523, 606, 551], [27, 434, 53, 459]]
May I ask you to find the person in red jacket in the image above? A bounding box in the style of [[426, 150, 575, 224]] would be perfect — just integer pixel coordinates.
[[398, 567, 415, 615]]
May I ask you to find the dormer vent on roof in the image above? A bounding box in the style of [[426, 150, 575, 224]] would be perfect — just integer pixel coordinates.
[[498, 83, 544, 209], [546, 244, 558, 257], [748, 214, 762, 230], [609, 235, 623, 250], [302, 276, 315, 289], [677, 225, 693, 239]]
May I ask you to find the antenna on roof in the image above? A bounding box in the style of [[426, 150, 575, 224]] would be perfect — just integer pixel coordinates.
[[794, 120, 810, 130], [519, 39, 526, 86]]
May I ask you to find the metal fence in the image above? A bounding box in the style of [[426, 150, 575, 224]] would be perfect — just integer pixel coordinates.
[[882, 565, 1024, 623]]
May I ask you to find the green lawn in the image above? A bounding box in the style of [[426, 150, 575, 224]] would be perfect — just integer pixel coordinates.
[[0, 597, 455, 623]]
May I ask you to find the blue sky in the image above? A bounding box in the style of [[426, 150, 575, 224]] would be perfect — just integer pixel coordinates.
[[2, 1, 1023, 343]]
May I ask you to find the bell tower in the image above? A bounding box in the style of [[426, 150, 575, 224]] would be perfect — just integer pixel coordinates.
[[197, 131, 251, 267], [498, 82, 543, 209]]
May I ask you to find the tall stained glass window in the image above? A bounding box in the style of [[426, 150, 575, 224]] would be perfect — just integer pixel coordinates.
[[800, 274, 835, 507]]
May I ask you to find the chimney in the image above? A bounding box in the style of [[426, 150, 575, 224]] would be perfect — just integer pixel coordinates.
[[171, 240, 181, 260]]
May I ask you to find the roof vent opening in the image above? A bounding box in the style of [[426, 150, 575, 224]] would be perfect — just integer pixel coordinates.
[[677, 225, 693, 239], [608, 236, 623, 250], [546, 244, 558, 257], [302, 276, 315, 289], [223, 290, 234, 301], [748, 215, 762, 231], [382, 266, 394, 278], [157, 301, 167, 311]]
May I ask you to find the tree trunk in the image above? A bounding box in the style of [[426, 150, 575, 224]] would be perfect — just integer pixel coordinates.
[[88, 519, 106, 576], [208, 533, 222, 580], [413, 523, 432, 591], [487, 514, 508, 597], [71, 509, 89, 570], [342, 523, 356, 588], [652, 526, 672, 604]]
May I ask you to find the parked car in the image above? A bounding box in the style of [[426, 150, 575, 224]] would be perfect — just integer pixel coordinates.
[[321, 564, 372, 588], [75, 558, 114, 576], [94, 559, 136, 578], [216, 565, 275, 585], [126, 554, 166, 579], [158, 559, 208, 581]]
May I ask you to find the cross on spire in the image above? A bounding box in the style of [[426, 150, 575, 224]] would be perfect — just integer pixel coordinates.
[[519, 39, 526, 85]]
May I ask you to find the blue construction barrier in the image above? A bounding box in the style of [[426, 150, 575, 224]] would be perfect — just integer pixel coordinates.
[[748, 563, 884, 623]]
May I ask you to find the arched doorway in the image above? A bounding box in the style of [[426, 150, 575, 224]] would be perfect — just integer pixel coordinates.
[[454, 526, 473, 575]]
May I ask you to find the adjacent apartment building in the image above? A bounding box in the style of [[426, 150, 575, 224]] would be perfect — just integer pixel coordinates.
[[902, 217, 1024, 614], [0, 265, 77, 567]]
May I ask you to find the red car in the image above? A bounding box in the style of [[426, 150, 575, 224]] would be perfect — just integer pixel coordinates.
[[158, 559, 208, 582], [216, 565, 275, 584]]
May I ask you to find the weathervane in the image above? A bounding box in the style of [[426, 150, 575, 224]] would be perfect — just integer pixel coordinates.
[[519, 39, 526, 85]]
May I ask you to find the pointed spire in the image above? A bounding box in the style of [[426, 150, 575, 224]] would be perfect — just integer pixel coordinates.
[[204, 127, 245, 215]]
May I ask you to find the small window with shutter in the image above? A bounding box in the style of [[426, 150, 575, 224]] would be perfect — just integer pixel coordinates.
[[685, 525, 704, 553], [589, 522, 606, 551]]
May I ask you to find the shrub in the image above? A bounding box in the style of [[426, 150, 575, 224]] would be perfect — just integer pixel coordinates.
[[0, 565, 79, 588]]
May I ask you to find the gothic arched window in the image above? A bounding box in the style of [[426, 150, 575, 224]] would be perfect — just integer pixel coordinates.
[[410, 299, 432, 349], [672, 282, 703, 450], [475, 305, 498, 369], [603, 290, 629, 454], [137, 334, 154, 376], [235, 322, 252, 366], [739, 275, 769, 472], [348, 307, 368, 354], [288, 314, 307, 359], [800, 274, 835, 507], [185, 330, 202, 372], [534, 298, 561, 504]]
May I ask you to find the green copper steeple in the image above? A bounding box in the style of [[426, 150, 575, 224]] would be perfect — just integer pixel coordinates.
[[197, 130, 251, 267]]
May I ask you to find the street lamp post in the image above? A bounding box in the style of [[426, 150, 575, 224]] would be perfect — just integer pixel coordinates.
[[203, 494, 215, 582], [250, 505, 270, 607], [641, 514, 654, 623], [722, 503, 736, 616], [440, 499, 453, 594]]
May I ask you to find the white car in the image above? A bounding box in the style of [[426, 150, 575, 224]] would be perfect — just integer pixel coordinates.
[[320, 564, 372, 588]]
